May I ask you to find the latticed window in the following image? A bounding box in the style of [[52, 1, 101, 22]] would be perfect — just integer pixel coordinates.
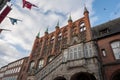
[[38, 59, 44, 69], [69, 48, 74, 60], [111, 41, 120, 59], [74, 47, 78, 59], [78, 45, 83, 58]]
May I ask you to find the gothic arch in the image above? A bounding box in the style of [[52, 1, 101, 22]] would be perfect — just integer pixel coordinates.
[[47, 55, 55, 63], [53, 76, 66, 80], [70, 72, 96, 80], [111, 70, 120, 80]]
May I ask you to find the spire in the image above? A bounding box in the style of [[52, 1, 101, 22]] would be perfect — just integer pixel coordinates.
[[56, 20, 59, 29], [84, 6, 89, 15], [57, 20, 59, 26], [36, 31, 40, 38], [68, 14, 72, 22]]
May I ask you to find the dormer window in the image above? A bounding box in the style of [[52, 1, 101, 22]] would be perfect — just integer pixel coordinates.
[[99, 28, 109, 35], [80, 22, 86, 32]]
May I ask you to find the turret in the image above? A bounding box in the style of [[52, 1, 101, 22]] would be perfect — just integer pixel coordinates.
[[45, 27, 48, 35], [83, 6, 92, 41], [55, 20, 59, 29], [36, 31, 40, 38], [84, 6, 89, 16], [68, 15, 72, 25]]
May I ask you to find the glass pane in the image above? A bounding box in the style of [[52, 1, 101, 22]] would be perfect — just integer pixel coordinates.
[[111, 41, 120, 59]]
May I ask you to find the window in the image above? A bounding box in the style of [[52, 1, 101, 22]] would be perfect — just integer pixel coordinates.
[[74, 47, 78, 59], [18, 67, 21, 72], [99, 28, 109, 35], [38, 59, 44, 69], [68, 44, 82, 60], [63, 50, 68, 62], [58, 33, 62, 41], [29, 61, 35, 70], [111, 41, 120, 59], [101, 49, 106, 57], [69, 48, 74, 60], [78, 45, 83, 58], [50, 36, 55, 43], [80, 22, 86, 32], [48, 56, 54, 63]]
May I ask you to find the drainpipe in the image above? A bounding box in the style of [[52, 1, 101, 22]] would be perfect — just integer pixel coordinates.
[[94, 41, 104, 80]]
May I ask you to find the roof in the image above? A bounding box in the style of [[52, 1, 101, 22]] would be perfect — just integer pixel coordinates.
[[92, 17, 120, 39]]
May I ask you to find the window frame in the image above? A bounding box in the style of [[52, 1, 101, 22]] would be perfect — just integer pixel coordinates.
[[38, 59, 44, 69], [111, 41, 120, 59]]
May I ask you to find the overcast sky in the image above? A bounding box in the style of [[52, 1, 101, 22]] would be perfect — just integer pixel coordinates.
[[0, 0, 120, 67]]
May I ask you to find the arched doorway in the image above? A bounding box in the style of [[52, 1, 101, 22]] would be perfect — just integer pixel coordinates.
[[70, 72, 96, 80], [54, 76, 66, 80], [111, 71, 120, 80]]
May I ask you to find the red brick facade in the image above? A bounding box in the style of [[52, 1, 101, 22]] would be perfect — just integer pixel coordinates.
[[97, 33, 120, 80]]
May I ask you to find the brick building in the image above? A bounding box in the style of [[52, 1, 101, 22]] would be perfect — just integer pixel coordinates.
[[0, 66, 7, 80], [0, 57, 29, 80], [26, 7, 101, 80], [0, 6, 120, 80], [93, 18, 120, 80]]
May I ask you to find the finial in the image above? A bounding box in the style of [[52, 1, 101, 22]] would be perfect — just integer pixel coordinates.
[[57, 20, 59, 26], [56, 20, 59, 28], [45, 27, 48, 34], [68, 13, 72, 22], [36, 31, 40, 38], [84, 5, 89, 15]]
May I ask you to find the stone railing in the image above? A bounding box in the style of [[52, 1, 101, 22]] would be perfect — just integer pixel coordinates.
[[35, 42, 97, 80], [36, 53, 63, 80]]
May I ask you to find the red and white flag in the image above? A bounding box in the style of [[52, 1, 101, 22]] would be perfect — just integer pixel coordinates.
[[22, 0, 38, 10], [0, 5, 12, 23]]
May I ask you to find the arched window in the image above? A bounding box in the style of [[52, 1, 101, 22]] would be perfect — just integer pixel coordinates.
[[111, 41, 120, 59], [38, 59, 44, 69], [54, 76, 66, 80], [48, 56, 54, 63], [70, 72, 96, 80], [79, 22, 86, 32], [50, 36, 55, 43], [111, 70, 120, 80], [29, 61, 35, 70], [58, 32, 62, 41]]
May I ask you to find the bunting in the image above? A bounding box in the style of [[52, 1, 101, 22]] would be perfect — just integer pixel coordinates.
[[0, 5, 12, 23], [22, 0, 38, 10], [9, 17, 22, 25], [0, 29, 11, 34]]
